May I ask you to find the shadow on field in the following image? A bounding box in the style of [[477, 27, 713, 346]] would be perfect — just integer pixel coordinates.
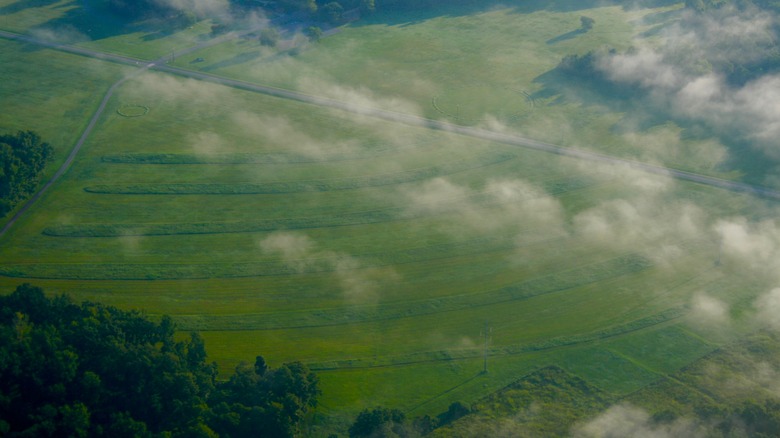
[[2, 0, 196, 46], [546, 28, 586, 44], [0, 0, 61, 15], [202, 50, 264, 71]]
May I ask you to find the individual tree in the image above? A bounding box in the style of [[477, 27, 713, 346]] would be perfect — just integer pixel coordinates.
[[0, 130, 52, 217], [209, 360, 319, 437], [255, 355, 269, 376], [580, 16, 595, 31], [0, 284, 319, 437], [437, 401, 470, 425], [305, 26, 323, 42], [259, 27, 281, 47]]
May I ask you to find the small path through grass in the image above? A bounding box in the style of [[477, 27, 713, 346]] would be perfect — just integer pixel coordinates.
[[2, 27, 780, 239], [0, 25, 274, 238]]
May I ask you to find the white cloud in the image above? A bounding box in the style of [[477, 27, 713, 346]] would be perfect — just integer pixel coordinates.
[[402, 177, 566, 240], [571, 167, 704, 264], [689, 292, 730, 328], [188, 131, 227, 156], [713, 218, 780, 275], [230, 111, 360, 158], [595, 6, 780, 160], [755, 288, 780, 331], [573, 404, 710, 438], [297, 77, 423, 116], [259, 232, 316, 271], [259, 232, 397, 304], [599, 48, 684, 91]]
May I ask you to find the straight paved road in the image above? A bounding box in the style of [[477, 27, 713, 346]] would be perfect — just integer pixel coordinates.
[[154, 62, 780, 200], [2, 29, 779, 238]]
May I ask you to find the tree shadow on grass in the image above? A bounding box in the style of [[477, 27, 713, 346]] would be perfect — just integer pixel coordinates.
[[6, 0, 196, 47], [201, 49, 264, 71], [142, 27, 179, 41], [546, 28, 586, 44], [22, 1, 136, 41], [0, 0, 61, 15]]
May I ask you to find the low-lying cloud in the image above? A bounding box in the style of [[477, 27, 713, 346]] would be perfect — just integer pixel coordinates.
[[596, 5, 780, 163], [401, 177, 567, 240], [573, 403, 711, 438], [688, 292, 730, 329], [259, 232, 398, 304]]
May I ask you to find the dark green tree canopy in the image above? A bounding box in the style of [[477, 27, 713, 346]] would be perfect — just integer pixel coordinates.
[[0, 284, 319, 437], [349, 407, 407, 437], [0, 130, 52, 217]]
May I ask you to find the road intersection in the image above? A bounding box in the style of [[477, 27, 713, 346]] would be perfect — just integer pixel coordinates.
[[2, 28, 778, 237]]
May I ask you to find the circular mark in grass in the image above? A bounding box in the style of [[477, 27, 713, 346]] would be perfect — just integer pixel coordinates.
[[432, 85, 534, 123], [117, 105, 149, 117]]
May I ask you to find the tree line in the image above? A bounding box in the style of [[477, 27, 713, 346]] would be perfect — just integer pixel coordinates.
[[0, 284, 319, 437], [0, 131, 52, 218], [685, 0, 780, 12], [0, 284, 478, 437]]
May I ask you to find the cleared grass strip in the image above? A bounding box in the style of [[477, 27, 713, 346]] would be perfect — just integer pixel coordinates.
[[0, 225, 598, 280], [170, 253, 651, 330], [84, 152, 515, 195], [43, 209, 402, 237], [44, 177, 596, 237], [0, 233, 521, 279], [304, 307, 686, 370], [100, 146, 403, 164]]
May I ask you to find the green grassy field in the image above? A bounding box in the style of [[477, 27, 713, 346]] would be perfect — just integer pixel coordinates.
[[2, 0, 778, 435], [0, 38, 130, 224]]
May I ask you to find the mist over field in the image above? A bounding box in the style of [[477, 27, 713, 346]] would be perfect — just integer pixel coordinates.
[[596, 4, 780, 163], [5, 0, 780, 435]]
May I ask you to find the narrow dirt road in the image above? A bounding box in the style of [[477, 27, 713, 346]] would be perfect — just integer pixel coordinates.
[[2, 29, 778, 238]]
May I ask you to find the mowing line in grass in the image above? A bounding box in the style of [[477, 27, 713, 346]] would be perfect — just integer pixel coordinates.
[[83, 151, 515, 194], [168, 253, 651, 329], [44, 177, 596, 237], [303, 307, 686, 371], [99, 140, 420, 164]]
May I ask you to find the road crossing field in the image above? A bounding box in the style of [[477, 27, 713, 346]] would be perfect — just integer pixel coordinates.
[[1, 0, 777, 431]]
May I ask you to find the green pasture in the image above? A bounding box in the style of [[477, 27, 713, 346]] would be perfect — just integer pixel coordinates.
[[175, 3, 650, 102], [0, 39, 129, 227], [166, 2, 743, 179], [0, 0, 217, 59], [2, 1, 779, 434], [0, 0, 78, 34]]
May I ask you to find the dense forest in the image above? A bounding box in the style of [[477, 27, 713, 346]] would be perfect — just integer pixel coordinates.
[[0, 284, 319, 437], [0, 284, 479, 437], [0, 131, 52, 218], [99, 0, 483, 26]]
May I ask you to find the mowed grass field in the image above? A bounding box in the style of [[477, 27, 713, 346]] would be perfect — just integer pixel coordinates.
[[0, 39, 129, 217], [1, 0, 777, 433]]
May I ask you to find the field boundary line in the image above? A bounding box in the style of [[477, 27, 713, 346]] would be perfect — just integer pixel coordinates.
[[303, 307, 687, 371], [3, 29, 779, 240]]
